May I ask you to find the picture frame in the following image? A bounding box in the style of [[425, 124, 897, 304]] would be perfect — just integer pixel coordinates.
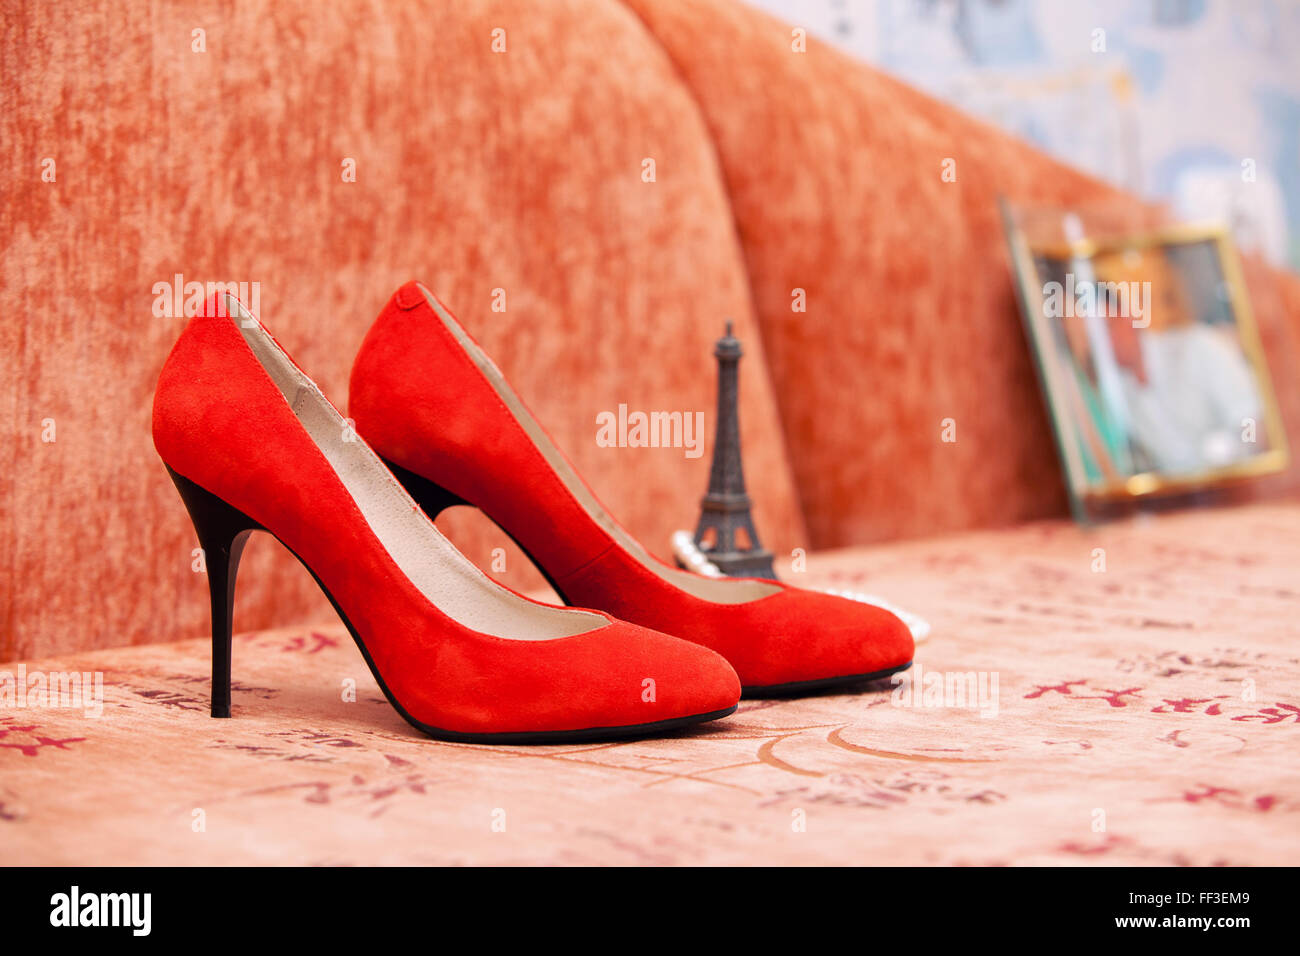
[[1003, 208, 1288, 519]]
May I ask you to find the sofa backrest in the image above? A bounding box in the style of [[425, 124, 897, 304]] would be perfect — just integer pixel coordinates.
[[6, 0, 1300, 661], [627, 0, 1300, 547], [0, 0, 806, 660]]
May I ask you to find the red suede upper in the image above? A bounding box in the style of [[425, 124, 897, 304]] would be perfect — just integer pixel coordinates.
[[349, 283, 914, 688], [152, 296, 740, 734]]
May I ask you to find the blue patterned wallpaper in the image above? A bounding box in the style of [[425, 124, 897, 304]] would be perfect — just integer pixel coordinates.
[[747, 0, 1300, 270]]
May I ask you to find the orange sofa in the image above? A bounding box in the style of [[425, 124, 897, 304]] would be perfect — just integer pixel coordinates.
[[4, 0, 1299, 665], [6, 0, 1300, 869]]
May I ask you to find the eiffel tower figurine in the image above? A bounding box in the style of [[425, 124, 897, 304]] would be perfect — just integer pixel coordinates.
[[692, 321, 777, 579]]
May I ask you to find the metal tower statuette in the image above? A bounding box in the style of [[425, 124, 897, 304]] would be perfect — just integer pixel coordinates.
[[693, 321, 777, 579]]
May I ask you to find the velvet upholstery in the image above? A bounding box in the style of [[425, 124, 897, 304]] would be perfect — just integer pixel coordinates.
[[7, 500, 1300, 864], [3, 0, 1299, 664], [0, 0, 804, 661]]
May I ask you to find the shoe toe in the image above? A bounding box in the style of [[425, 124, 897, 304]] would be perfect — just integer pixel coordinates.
[[477, 621, 740, 736], [738, 588, 914, 691], [604, 624, 741, 722]]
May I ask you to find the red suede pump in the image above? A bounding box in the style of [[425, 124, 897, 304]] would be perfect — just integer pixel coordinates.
[[153, 293, 740, 743], [349, 282, 914, 695]]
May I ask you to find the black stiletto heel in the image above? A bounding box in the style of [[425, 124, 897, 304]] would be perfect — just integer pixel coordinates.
[[165, 466, 262, 718], [382, 457, 467, 518]]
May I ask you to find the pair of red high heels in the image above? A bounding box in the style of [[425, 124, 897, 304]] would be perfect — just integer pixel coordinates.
[[154, 282, 913, 743]]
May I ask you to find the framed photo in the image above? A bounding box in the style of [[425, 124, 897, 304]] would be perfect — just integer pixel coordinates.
[[1004, 214, 1287, 515]]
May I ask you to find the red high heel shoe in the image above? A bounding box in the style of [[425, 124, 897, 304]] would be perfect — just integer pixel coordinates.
[[153, 293, 740, 743], [349, 282, 914, 695]]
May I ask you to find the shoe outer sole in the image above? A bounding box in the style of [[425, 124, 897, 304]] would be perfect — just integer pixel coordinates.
[[741, 660, 913, 699]]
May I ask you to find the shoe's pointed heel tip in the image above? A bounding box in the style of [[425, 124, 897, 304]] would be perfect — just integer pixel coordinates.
[[211, 677, 232, 718]]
